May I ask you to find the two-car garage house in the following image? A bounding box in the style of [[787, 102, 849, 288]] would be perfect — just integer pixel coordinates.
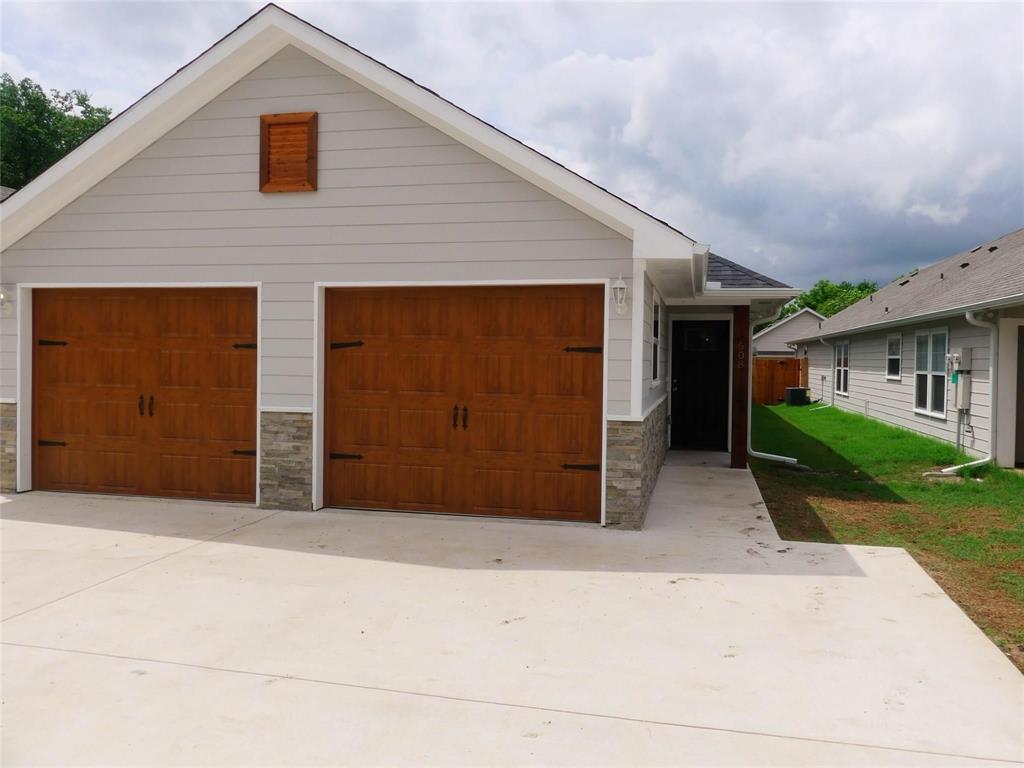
[[0, 5, 797, 527]]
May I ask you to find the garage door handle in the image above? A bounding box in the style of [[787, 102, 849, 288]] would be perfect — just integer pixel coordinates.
[[462, 405, 468, 430], [148, 395, 155, 416], [138, 394, 144, 415], [452, 404, 458, 429]]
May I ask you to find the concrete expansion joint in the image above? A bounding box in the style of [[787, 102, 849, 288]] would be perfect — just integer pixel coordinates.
[[3, 639, 1017, 766]]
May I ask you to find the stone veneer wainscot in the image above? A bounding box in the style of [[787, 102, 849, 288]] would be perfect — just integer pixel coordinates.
[[0, 402, 15, 493], [259, 411, 313, 511], [605, 398, 668, 529]]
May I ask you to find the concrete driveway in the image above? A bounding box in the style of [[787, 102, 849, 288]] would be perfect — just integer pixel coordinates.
[[3, 453, 1022, 766]]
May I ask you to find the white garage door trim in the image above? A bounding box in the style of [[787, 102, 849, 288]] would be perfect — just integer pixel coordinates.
[[15, 282, 263, 505], [312, 279, 610, 525]]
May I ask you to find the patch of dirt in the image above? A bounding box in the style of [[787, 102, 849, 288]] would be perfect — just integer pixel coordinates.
[[912, 550, 1024, 671]]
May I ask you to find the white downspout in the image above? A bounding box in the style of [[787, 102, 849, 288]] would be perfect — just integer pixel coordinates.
[[935, 310, 998, 474], [819, 337, 835, 406], [747, 305, 799, 465]]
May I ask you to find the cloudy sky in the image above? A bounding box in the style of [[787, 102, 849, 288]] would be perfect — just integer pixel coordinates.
[[3, 1, 1021, 289]]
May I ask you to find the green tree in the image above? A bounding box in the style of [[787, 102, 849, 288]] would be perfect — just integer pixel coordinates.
[[0, 73, 112, 190], [756, 278, 877, 333], [784, 278, 877, 319]]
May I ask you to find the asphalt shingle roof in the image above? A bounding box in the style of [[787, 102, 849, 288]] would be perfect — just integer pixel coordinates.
[[797, 228, 1024, 340], [707, 253, 791, 289]]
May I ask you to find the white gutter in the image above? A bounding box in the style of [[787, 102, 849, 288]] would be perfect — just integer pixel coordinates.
[[703, 287, 799, 300], [794, 292, 1024, 345], [934, 310, 999, 475], [747, 306, 799, 465]]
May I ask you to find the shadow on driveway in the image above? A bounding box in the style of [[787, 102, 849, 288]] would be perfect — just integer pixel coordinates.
[[2, 465, 865, 579]]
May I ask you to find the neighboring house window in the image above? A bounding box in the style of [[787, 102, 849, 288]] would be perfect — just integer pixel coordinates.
[[886, 334, 902, 380], [834, 340, 850, 395], [915, 329, 948, 417], [651, 301, 661, 382]]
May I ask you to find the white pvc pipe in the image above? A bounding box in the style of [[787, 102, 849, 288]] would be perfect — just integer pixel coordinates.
[[819, 337, 835, 406], [747, 307, 799, 465], [937, 310, 998, 474]]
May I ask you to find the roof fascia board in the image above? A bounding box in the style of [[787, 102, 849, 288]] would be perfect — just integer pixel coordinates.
[[0, 16, 289, 250], [2, 5, 698, 259], [276, 12, 693, 254], [795, 293, 1024, 343], [702, 287, 800, 300]]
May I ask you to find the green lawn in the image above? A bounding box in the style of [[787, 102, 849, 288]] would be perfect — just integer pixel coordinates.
[[750, 404, 1024, 670]]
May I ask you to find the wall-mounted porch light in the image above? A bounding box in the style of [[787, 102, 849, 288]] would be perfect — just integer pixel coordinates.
[[0, 285, 13, 318], [611, 273, 628, 316]]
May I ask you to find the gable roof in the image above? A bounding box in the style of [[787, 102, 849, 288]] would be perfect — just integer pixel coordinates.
[[0, 4, 696, 258], [707, 253, 792, 289], [793, 228, 1024, 341], [753, 306, 825, 341]]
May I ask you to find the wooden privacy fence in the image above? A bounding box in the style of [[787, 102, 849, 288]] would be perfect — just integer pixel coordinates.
[[753, 357, 807, 405]]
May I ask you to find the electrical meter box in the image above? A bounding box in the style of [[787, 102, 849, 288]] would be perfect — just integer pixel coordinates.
[[956, 373, 972, 410], [948, 347, 972, 372]]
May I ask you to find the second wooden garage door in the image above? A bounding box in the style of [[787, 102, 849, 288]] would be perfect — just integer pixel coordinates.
[[33, 288, 257, 502], [324, 285, 604, 522]]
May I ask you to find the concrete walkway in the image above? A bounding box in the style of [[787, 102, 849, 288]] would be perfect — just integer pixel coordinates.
[[2, 454, 1022, 766]]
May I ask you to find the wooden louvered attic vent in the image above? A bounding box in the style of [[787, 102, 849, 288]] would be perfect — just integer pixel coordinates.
[[259, 112, 318, 192]]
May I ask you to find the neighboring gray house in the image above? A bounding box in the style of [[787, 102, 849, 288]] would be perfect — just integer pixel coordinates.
[[0, 5, 796, 528], [793, 228, 1024, 468], [753, 307, 824, 357]]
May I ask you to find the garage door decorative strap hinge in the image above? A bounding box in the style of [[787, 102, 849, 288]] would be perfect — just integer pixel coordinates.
[[232, 342, 257, 349], [232, 449, 257, 456], [562, 463, 601, 472], [38, 440, 67, 447], [563, 346, 602, 354], [330, 340, 364, 350], [38, 339, 68, 346], [329, 452, 363, 460]]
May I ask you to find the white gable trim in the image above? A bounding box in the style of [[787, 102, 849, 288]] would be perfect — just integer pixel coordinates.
[[752, 306, 825, 340], [1, 4, 696, 258]]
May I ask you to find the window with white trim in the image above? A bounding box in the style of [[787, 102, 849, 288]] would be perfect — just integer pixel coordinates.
[[886, 334, 902, 380], [651, 300, 661, 382], [915, 329, 947, 417], [834, 340, 850, 395]]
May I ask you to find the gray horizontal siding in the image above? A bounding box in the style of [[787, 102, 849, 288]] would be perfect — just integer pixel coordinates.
[[42, 201, 580, 231], [754, 311, 821, 355], [138, 126, 455, 158], [802, 317, 993, 456], [0, 46, 634, 415], [61, 181, 554, 214]]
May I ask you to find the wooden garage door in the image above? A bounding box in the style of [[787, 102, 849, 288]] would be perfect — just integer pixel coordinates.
[[324, 285, 604, 522], [33, 288, 257, 502]]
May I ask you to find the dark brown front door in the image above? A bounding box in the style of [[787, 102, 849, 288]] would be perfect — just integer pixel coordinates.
[[671, 320, 731, 450], [33, 288, 257, 502], [324, 285, 604, 521]]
